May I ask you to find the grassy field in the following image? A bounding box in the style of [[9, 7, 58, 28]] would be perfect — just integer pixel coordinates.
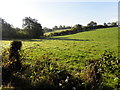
[[2, 27, 118, 65], [2, 27, 118, 58], [2, 27, 119, 89]]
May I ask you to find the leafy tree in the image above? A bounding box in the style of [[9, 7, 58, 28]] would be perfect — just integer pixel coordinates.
[[63, 25, 66, 29], [59, 25, 63, 29], [87, 21, 97, 27], [74, 24, 83, 31], [97, 25, 104, 29], [22, 17, 44, 38], [65, 26, 71, 29], [52, 26, 58, 31], [71, 24, 83, 33], [111, 22, 117, 27], [43, 27, 52, 32], [104, 23, 108, 27], [87, 21, 97, 29], [1, 18, 17, 39]]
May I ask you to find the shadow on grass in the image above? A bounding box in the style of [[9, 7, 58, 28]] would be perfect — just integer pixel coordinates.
[[2, 38, 43, 42], [3, 38, 91, 42], [45, 38, 91, 41]]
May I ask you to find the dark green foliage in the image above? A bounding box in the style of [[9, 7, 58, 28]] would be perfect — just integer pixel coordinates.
[[99, 51, 120, 88], [1, 17, 118, 39], [104, 23, 108, 27], [43, 27, 52, 32], [1, 17, 44, 39], [110, 22, 117, 27], [21, 58, 84, 89], [84, 51, 120, 89], [1, 18, 17, 39], [47, 22, 118, 37], [22, 17, 44, 38], [9, 41, 22, 62], [2, 41, 23, 88], [52, 25, 71, 31], [74, 24, 83, 32], [53, 26, 58, 31], [47, 26, 83, 37], [87, 21, 97, 27], [2, 49, 85, 89]]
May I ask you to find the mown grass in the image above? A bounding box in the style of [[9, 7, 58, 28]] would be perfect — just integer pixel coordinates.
[[2, 27, 119, 89]]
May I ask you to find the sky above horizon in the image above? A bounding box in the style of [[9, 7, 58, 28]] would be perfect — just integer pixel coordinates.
[[0, 0, 118, 29]]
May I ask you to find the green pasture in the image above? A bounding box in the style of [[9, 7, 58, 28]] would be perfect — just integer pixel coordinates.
[[1, 27, 119, 88], [2, 27, 118, 67]]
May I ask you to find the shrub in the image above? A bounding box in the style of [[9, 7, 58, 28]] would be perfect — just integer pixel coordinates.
[[83, 50, 120, 89]]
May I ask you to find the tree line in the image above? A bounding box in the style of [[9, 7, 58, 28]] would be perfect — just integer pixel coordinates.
[[1, 17, 44, 39], [46, 21, 118, 37], [43, 25, 71, 33], [1, 17, 118, 39]]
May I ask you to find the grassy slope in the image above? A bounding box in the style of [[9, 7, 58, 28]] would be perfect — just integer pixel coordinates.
[[2, 27, 118, 67], [44, 29, 71, 36]]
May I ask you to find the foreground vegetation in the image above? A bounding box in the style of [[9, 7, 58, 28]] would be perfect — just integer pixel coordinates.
[[2, 27, 120, 89]]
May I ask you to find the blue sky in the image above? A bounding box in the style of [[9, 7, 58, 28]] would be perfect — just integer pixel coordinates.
[[0, 0, 118, 28]]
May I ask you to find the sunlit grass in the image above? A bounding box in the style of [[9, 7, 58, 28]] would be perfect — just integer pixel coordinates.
[[2, 27, 118, 65], [2, 27, 119, 88]]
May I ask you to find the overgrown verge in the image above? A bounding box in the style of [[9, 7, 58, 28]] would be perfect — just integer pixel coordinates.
[[2, 41, 120, 89], [82, 50, 120, 90]]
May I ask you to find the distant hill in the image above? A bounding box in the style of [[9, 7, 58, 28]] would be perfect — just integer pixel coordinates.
[[50, 27, 118, 42]]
